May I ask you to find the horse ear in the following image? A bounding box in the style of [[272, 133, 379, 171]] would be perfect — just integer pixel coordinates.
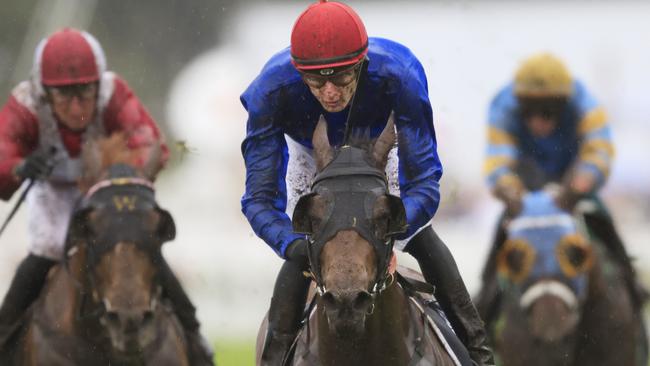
[[385, 194, 407, 237], [292, 193, 317, 234], [156, 208, 176, 243], [372, 111, 396, 170], [312, 115, 334, 171]]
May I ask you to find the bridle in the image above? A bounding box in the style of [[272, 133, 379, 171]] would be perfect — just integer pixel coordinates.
[[292, 145, 407, 296], [64, 173, 170, 326]]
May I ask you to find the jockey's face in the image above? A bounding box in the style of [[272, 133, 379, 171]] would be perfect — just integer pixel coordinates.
[[46, 82, 98, 131], [519, 96, 567, 138], [302, 63, 360, 113]]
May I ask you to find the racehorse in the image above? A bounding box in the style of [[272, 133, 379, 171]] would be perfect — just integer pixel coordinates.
[[483, 191, 647, 366], [256, 117, 466, 366], [1, 135, 190, 365]]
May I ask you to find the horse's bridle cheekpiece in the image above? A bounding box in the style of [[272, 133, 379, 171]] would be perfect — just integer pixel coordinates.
[[292, 146, 407, 295]]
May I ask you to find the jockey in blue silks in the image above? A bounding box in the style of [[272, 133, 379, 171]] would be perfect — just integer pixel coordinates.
[[475, 52, 646, 326], [240, 1, 493, 365]]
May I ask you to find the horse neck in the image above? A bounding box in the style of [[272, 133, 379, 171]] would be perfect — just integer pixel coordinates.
[[38, 246, 89, 335], [318, 283, 412, 365]]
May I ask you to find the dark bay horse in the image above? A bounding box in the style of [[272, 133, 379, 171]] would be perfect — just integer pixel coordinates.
[[483, 191, 647, 366], [2, 136, 190, 365], [256, 117, 462, 366]]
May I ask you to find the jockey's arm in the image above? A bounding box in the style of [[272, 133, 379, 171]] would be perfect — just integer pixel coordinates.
[[103, 76, 169, 173], [393, 59, 442, 239], [483, 88, 525, 212], [569, 82, 614, 196], [0, 91, 39, 200], [240, 90, 303, 258]]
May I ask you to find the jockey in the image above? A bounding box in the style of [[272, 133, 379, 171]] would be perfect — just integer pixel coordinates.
[[240, 1, 493, 365], [477, 52, 646, 321], [0, 28, 212, 364]]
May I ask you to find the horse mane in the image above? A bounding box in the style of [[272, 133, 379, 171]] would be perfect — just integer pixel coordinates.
[[79, 133, 163, 193]]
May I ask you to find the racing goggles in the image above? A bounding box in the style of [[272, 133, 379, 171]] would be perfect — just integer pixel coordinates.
[[47, 82, 98, 103], [300, 62, 361, 89], [518, 96, 567, 120]]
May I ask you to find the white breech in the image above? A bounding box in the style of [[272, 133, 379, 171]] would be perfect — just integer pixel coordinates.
[[285, 135, 423, 251], [25, 181, 82, 260]]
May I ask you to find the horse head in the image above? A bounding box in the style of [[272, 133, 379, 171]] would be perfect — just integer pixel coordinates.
[[497, 190, 594, 344], [292, 115, 407, 336], [64, 134, 174, 355]]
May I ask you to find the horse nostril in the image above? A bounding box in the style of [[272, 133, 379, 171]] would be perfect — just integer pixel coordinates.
[[142, 310, 154, 325], [105, 311, 120, 325], [321, 291, 338, 309], [353, 291, 373, 312]]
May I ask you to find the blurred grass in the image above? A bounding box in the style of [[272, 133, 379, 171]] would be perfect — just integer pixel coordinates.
[[214, 339, 256, 366]]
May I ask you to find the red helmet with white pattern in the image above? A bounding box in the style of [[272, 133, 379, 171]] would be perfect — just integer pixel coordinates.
[[290, 0, 368, 71], [35, 28, 106, 87]]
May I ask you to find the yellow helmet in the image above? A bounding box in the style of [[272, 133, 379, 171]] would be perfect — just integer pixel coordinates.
[[514, 53, 573, 97]]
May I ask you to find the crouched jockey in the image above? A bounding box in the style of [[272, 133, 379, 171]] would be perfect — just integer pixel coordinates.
[[476, 52, 647, 324], [240, 1, 493, 365], [0, 28, 213, 364]]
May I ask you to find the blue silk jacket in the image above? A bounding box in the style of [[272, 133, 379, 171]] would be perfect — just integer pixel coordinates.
[[241, 37, 442, 257]]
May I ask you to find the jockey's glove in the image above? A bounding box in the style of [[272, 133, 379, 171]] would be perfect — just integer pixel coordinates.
[[494, 182, 524, 217], [14, 149, 54, 180], [285, 238, 309, 266], [555, 185, 582, 212]]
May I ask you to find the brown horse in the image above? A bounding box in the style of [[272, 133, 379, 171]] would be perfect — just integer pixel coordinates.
[[256, 117, 462, 366], [2, 135, 190, 365], [481, 191, 647, 366]]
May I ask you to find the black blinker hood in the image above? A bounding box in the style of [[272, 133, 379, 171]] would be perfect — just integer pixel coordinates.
[[292, 146, 407, 293]]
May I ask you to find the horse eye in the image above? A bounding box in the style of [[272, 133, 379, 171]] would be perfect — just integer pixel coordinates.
[[566, 246, 587, 267], [557, 235, 593, 277], [506, 249, 526, 274], [497, 239, 535, 284]]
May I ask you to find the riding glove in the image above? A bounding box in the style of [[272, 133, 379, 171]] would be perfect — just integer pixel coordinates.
[[13, 149, 54, 180]]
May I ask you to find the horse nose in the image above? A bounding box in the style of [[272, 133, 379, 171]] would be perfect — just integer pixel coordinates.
[[322, 290, 374, 313], [105, 309, 154, 332]]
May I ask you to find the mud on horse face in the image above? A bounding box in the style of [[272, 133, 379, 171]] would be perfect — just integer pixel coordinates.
[[292, 115, 407, 335], [65, 164, 176, 355]]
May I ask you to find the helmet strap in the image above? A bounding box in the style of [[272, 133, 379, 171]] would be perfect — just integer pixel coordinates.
[[342, 57, 369, 145]]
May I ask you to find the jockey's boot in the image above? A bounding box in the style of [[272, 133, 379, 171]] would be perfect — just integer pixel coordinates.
[[158, 258, 214, 366], [583, 211, 649, 308], [0, 254, 56, 348], [405, 226, 495, 366], [261, 258, 311, 366]]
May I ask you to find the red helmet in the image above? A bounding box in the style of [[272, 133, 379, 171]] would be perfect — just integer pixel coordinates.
[[36, 28, 106, 86], [291, 1, 368, 71]]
